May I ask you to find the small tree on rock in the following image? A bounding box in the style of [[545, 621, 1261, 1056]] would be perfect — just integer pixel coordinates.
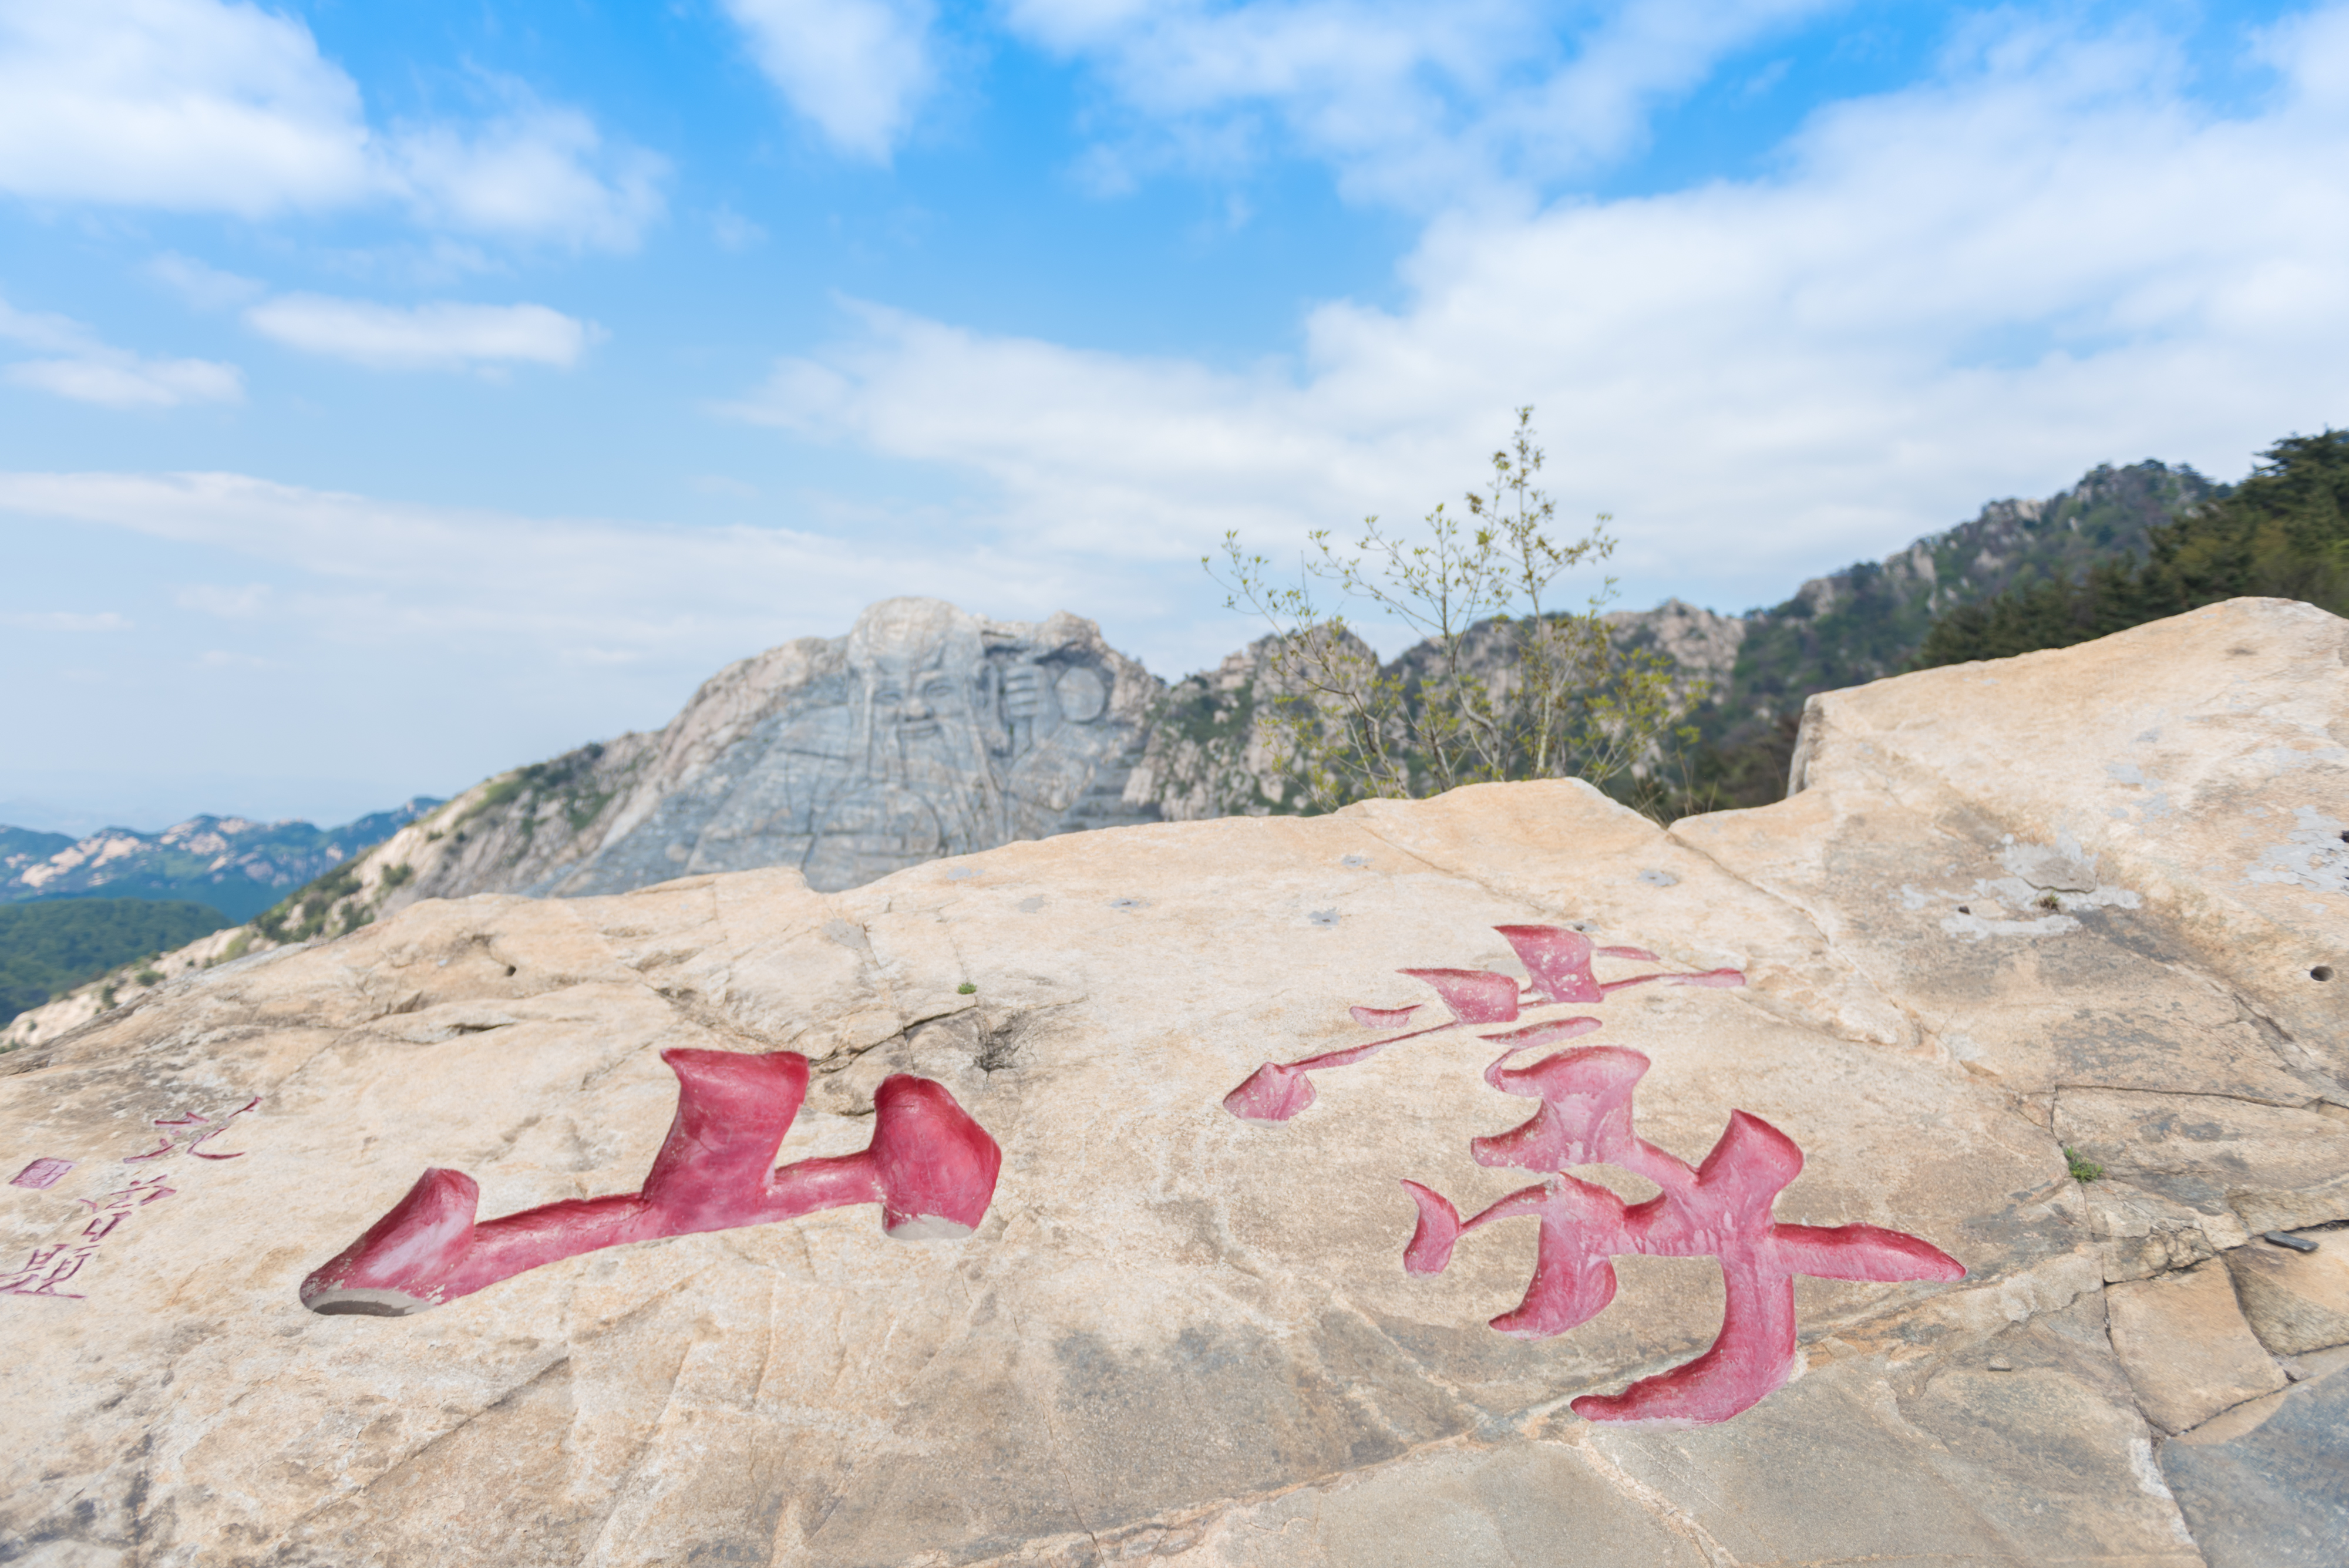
[[1207, 408, 1701, 812]]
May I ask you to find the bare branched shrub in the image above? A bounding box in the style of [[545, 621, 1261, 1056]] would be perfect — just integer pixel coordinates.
[[1207, 408, 1702, 812]]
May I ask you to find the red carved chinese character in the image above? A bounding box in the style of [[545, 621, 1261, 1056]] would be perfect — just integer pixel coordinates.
[[1403, 1043, 1963, 1423], [122, 1097, 258, 1163], [77, 1175, 177, 1213], [1222, 926, 1742, 1125], [1, 1243, 92, 1299], [301, 1051, 1002, 1317], [9, 1158, 72, 1189], [1223, 923, 1961, 1425]]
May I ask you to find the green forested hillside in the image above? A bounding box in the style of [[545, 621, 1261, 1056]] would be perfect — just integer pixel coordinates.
[[1915, 430, 2348, 666], [0, 898, 234, 1025], [1661, 459, 2216, 812], [1155, 457, 2224, 825], [0, 826, 74, 865]]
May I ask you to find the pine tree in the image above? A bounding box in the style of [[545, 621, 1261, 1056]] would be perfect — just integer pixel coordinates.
[[1914, 429, 2349, 667]]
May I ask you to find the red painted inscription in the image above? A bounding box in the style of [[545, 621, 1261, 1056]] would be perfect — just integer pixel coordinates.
[[4, 1173, 179, 1300], [10, 1158, 72, 1190], [124, 1097, 258, 1163], [301, 1049, 1003, 1317], [1223, 923, 1963, 1425], [2, 1094, 256, 1304]]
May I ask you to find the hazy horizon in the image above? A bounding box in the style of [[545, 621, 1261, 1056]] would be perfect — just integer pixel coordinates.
[[5, 0, 2343, 832]]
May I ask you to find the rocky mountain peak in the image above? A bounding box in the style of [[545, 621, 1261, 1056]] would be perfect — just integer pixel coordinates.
[[290, 600, 1167, 944]]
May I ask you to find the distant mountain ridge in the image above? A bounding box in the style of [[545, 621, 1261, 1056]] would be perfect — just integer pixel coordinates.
[[1136, 459, 2220, 817], [228, 602, 1163, 950], [0, 800, 444, 922], [1697, 458, 2218, 738], [0, 452, 2228, 1049]]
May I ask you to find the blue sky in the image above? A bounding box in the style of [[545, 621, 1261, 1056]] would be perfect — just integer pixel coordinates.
[[2, 0, 2344, 833]]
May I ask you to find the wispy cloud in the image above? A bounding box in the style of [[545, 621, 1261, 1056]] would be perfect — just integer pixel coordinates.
[[383, 92, 667, 251], [724, 8, 2349, 615], [0, 295, 243, 409], [0, 0, 666, 248], [1003, 0, 1842, 206], [709, 206, 768, 253], [176, 583, 272, 618], [0, 469, 1098, 666], [0, 610, 130, 632], [147, 253, 267, 311], [721, 0, 937, 161], [243, 295, 602, 371]]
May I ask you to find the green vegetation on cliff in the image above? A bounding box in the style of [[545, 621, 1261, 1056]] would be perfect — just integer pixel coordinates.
[[1210, 408, 1690, 810], [1914, 430, 2349, 667], [1658, 459, 2220, 813], [0, 899, 233, 1025]]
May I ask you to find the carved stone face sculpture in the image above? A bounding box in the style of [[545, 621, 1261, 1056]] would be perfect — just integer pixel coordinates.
[[802, 601, 1007, 887], [850, 599, 991, 788], [782, 598, 1131, 890]]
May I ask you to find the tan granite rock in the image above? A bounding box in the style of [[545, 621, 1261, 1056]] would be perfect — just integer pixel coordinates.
[[2, 598, 2341, 1567], [2233, 1169, 2349, 1235], [2158, 1344, 2349, 1567], [1767, 598, 2343, 1034], [2082, 1180, 2247, 1283], [2227, 1233, 2349, 1357], [2107, 1260, 2288, 1434]]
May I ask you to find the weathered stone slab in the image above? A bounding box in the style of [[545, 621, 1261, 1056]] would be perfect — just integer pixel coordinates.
[[2055, 1089, 2349, 1215], [2163, 1345, 2349, 1568], [2083, 1179, 2247, 1283], [2233, 1169, 2349, 1234], [2226, 1230, 2349, 1356], [1780, 597, 2349, 1076], [2107, 1260, 2287, 1434]]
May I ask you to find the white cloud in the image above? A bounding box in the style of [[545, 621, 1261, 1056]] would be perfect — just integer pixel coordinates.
[[0, 295, 244, 409], [385, 95, 668, 252], [176, 583, 271, 617], [724, 8, 2349, 618], [0, 470, 1098, 668], [0, 0, 665, 248], [0, 0, 369, 213], [148, 252, 267, 310], [243, 295, 601, 371], [0, 610, 130, 631], [0, 297, 90, 356], [722, 0, 937, 161], [1001, 0, 1840, 206], [6, 356, 244, 409]]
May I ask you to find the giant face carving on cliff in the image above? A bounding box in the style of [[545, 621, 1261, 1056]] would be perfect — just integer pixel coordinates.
[[852, 601, 990, 787], [793, 599, 1126, 891], [563, 599, 1142, 897]]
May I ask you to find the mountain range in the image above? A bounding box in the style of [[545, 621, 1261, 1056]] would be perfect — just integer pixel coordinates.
[[0, 453, 2219, 1044], [0, 801, 444, 922], [1143, 457, 2218, 815], [248, 454, 2221, 940]]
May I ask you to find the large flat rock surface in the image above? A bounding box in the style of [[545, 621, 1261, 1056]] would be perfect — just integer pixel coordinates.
[[3, 598, 2344, 1566]]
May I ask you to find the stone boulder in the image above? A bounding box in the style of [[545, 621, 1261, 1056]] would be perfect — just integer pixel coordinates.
[[2, 597, 2344, 1567]]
